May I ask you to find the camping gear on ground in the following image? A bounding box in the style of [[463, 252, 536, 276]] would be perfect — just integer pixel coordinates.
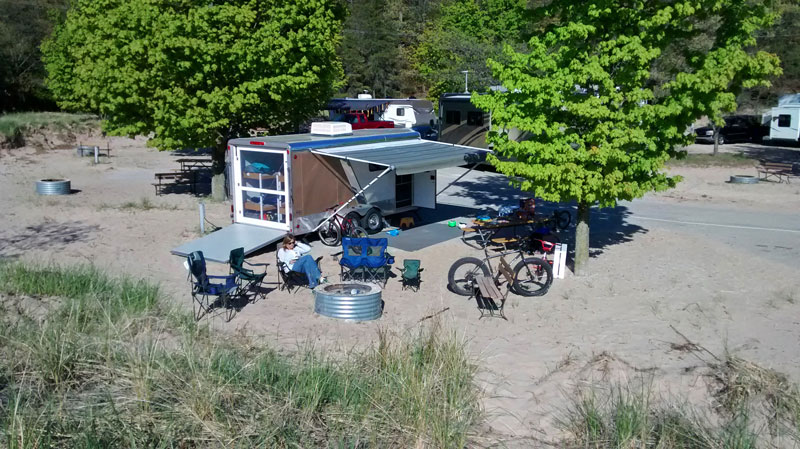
[[399, 259, 423, 291], [228, 247, 268, 300], [339, 237, 394, 286], [448, 220, 457, 227], [497, 205, 518, 217], [552, 243, 568, 279], [313, 282, 383, 321], [187, 251, 238, 321], [386, 229, 400, 236], [515, 198, 536, 220], [399, 216, 416, 229]]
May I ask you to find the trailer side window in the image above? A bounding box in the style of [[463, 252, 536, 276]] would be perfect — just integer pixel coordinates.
[[396, 107, 405, 116], [467, 111, 484, 126], [445, 110, 461, 125], [778, 114, 791, 127]]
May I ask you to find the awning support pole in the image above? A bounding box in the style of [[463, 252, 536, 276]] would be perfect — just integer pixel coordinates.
[[436, 162, 484, 196], [311, 165, 393, 232]]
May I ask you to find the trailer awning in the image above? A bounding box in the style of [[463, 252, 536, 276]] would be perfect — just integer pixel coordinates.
[[310, 140, 488, 176], [171, 223, 284, 263]]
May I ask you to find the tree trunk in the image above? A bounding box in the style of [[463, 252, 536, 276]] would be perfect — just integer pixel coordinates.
[[573, 201, 591, 276], [210, 141, 227, 201], [713, 124, 720, 156]]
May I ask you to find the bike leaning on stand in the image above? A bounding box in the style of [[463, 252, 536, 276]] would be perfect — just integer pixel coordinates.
[[448, 234, 553, 297]]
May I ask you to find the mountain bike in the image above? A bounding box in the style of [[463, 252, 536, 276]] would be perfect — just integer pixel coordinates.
[[318, 205, 369, 246], [448, 234, 553, 297]]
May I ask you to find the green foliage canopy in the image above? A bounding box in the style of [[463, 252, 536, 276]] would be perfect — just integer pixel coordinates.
[[42, 0, 345, 152], [473, 0, 782, 208], [414, 0, 527, 100], [339, 0, 403, 97]]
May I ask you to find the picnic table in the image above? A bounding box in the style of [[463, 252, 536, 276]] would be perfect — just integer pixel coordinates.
[[153, 171, 198, 195], [460, 217, 542, 250], [175, 158, 213, 171]]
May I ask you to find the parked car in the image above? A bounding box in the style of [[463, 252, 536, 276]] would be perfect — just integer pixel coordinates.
[[342, 112, 395, 130], [694, 115, 768, 144]]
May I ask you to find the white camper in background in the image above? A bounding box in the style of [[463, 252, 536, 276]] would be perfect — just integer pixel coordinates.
[[379, 100, 436, 131], [172, 124, 488, 262], [765, 94, 800, 144]]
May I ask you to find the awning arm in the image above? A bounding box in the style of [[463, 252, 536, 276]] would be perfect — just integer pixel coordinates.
[[436, 161, 485, 196], [311, 165, 394, 232]]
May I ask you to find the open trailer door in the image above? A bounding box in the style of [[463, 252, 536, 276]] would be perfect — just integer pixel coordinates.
[[171, 223, 284, 263]]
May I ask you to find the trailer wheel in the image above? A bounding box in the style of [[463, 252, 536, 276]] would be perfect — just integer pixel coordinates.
[[362, 208, 384, 234]]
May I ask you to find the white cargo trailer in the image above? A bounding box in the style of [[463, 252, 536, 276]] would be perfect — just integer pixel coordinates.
[[172, 123, 488, 262]]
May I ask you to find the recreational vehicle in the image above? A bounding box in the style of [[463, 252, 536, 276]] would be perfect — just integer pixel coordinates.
[[172, 123, 488, 262], [438, 93, 527, 150], [764, 94, 800, 144]]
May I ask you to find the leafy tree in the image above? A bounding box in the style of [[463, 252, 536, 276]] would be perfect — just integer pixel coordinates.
[[339, 0, 403, 97], [414, 0, 527, 100], [473, 0, 782, 274], [740, 0, 800, 110], [0, 0, 67, 111], [43, 0, 345, 193]]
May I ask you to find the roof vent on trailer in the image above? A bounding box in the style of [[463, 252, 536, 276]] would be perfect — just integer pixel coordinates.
[[311, 121, 353, 136]]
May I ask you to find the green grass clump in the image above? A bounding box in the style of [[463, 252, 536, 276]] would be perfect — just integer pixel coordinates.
[[0, 112, 98, 140], [559, 373, 800, 448], [0, 262, 481, 447]]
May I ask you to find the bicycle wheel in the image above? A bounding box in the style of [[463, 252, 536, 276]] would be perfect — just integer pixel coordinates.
[[318, 220, 341, 246], [345, 225, 369, 239], [555, 210, 571, 230], [448, 257, 490, 296], [512, 257, 553, 297]]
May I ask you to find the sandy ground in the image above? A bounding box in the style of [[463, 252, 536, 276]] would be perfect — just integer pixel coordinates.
[[1, 136, 799, 445]]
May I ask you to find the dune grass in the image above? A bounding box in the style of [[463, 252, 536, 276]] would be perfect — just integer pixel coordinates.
[[0, 112, 99, 140], [0, 262, 481, 447], [558, 367, 800, 448]]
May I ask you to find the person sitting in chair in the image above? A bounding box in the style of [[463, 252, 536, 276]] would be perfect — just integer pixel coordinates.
[[277, 234, 326, 288]]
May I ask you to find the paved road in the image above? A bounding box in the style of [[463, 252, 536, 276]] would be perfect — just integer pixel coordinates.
[[436, 167, 800, 268]]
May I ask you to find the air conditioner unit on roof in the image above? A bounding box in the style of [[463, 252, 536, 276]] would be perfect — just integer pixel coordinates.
[[311, 121, 353, 136]]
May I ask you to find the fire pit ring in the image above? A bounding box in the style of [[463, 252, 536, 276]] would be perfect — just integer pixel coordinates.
[[313, 282, 382, 321]]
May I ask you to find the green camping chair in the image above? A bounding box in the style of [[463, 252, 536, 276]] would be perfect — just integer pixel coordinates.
[[229, 247, 268, 301], [399, 259, 422, 291]]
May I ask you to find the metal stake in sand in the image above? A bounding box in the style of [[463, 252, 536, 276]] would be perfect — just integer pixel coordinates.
[[94, 146, 99, 164], [199, 202, 206, 234]]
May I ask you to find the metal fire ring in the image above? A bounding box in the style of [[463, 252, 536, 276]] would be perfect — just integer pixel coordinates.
[[36, 178, 71, 195], [313, 282, 382, 321], [729, 175, 759, 184]]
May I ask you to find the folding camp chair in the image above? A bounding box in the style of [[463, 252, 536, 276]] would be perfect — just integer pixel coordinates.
[[229, 247, 268, 301], [399, 259, 423, 291], [362, 238, 394, 286], [339, 237, 367, 281], [187, 251, 238, 321], [276, 243, 322, 293]]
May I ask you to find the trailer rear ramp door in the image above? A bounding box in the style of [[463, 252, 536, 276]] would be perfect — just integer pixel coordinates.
[[171, 223, 284, 263]]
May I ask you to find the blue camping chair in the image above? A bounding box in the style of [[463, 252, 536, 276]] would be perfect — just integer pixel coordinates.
[[339, 237, 367, 281], [187, 251, 239, 321], [362, 238, 394, 285]]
